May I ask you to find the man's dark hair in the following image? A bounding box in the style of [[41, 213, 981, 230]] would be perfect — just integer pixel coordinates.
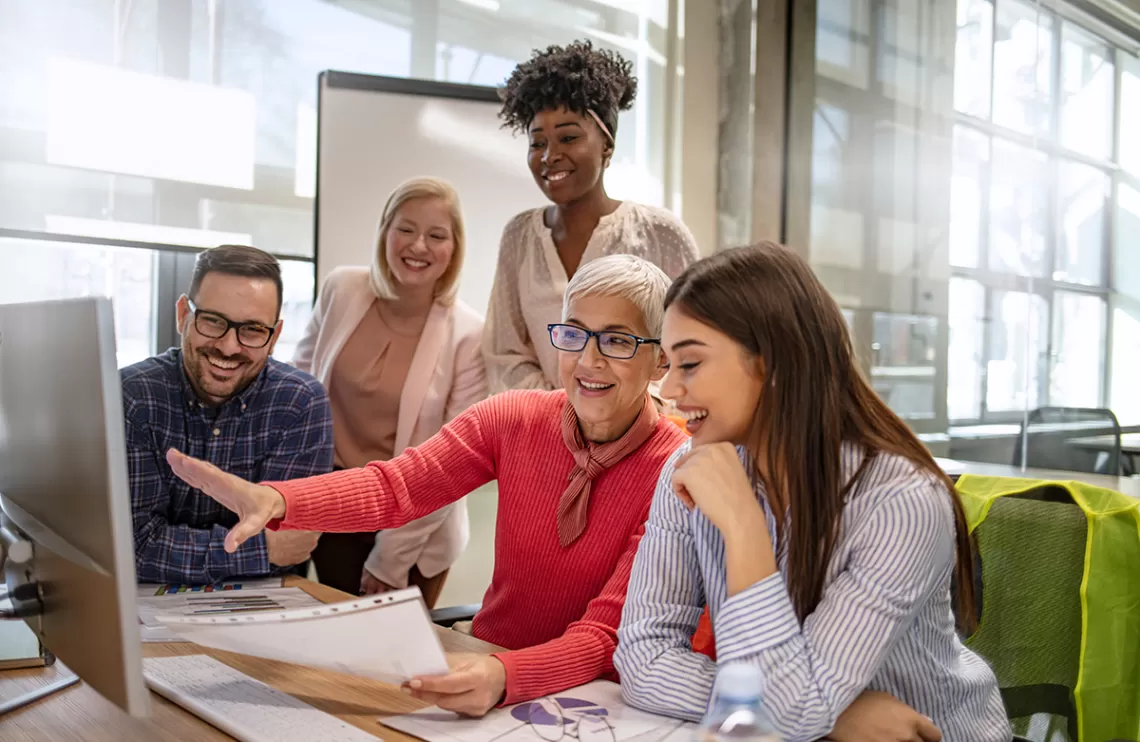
[[498, 40, 637, 140], [188, 244, 283, 318]]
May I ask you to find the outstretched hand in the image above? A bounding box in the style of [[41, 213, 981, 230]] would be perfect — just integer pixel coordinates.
[[165, 448, 287, 553]]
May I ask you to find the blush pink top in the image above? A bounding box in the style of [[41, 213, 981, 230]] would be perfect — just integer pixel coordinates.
[[327, 301, 421, 468]]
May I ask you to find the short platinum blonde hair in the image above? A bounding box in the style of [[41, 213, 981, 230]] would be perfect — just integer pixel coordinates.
[[562, 254, 671, 339], [370, 176, 465, 305]]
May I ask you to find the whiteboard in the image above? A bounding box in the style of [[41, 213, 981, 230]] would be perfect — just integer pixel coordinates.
[[315, 71, 541, 315]]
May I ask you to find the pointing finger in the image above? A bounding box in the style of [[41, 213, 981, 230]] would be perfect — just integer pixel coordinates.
[[166, 448, 206, 489]]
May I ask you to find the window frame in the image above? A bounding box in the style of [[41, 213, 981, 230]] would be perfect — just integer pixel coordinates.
[[0, 227, 317, 365], [803, 0, 1126, 429]]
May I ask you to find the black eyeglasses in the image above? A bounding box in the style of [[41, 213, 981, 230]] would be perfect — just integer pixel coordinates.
[[548, 324, 659, 360], [188, 300, 276, 349]]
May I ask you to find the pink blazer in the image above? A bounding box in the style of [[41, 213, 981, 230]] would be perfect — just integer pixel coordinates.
[[293, 266, 487, 587]]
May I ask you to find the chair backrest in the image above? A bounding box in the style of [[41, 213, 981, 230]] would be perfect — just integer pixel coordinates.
[[965, 485, 1087, 741], [1013, 407, 1122, 475]]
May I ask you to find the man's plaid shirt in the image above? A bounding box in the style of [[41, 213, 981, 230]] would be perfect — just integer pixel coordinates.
[[121, 348, 333, 584]]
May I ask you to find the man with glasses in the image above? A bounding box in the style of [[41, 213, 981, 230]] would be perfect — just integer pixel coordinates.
[[121, 244, 333, 585]]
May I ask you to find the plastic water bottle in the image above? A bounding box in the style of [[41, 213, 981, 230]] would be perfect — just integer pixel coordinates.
[[696, 664, 781, 741]]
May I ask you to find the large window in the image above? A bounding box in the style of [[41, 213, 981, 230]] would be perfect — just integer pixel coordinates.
[[807, 0, 1138, 433], [1114, 51, 1140, 424], [949, 0, 1117, 422], [1, 0, 672, 365], [808, 0, 958, 434], [0, 235, 157, 368]]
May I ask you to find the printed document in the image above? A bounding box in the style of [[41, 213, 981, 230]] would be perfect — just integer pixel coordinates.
[[156, 587, 448, 683]]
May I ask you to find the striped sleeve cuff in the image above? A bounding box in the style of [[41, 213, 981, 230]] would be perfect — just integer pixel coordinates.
[[714, 573, 801, 662]]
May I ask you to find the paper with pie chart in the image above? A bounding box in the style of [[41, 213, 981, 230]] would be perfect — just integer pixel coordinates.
[[381, 680, 693, 742]]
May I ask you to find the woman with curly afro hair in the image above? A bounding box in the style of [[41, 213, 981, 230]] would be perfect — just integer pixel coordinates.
[[483, 40, 701, 394]]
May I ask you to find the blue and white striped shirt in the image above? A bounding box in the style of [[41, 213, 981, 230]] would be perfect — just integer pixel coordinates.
[[614, 441, 1012, 742]]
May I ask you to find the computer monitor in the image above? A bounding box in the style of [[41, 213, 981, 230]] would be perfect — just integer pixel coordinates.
[[0, 296, 150, 717]]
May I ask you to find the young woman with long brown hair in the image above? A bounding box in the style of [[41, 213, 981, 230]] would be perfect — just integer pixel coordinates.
[[614, 243, 1011, 742]]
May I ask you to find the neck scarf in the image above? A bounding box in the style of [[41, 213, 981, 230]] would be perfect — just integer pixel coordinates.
[[557, 393, 659, 547]]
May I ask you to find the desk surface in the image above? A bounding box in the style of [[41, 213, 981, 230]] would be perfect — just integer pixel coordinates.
[[0, 577, 499, 742], [1068, 432, 1140, 455], [935, 457, 1140, 498]]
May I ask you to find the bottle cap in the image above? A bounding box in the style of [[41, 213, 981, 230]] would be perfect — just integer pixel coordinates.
[[715, 663, 762, 702]]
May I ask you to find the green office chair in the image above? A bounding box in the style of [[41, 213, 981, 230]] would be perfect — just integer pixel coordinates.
[[957, 476, 1140, 742], [965, 486, 1085, 741]]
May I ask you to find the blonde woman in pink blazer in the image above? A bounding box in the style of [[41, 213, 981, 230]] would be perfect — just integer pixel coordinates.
[[293, 177, 486, 605]]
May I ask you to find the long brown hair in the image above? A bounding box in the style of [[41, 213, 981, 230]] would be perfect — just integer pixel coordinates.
[[664, 242, 976, 631]]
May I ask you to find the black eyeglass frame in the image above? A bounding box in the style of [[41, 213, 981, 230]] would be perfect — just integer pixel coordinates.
[[547, 323, 660, 360], [187, 299, 277, 349]]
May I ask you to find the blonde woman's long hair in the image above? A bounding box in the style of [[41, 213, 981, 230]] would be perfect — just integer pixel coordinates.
[[369, 176, 465, 306]]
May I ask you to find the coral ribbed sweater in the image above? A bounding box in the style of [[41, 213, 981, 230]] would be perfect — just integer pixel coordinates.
[[267, 389, 687, 704]]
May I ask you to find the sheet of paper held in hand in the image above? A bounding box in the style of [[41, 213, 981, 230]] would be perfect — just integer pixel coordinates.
[[156, 587, 449, 684], [383, 680, 696, 742]]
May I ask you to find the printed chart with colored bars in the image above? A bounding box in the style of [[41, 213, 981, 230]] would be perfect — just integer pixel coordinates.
[[137, 577, 285, 596]]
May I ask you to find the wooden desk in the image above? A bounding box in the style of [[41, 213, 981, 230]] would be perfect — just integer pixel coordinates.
[[0, 576, 500, 741], [935, 457, 1140, 498]]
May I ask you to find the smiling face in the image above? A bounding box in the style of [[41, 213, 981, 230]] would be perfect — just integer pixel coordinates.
[[527, 107, 611, 205], [557, 293, 665, 443], [177, 272, 281, 407], [659, 304, 765, 446], [384, 196, 456, 294]]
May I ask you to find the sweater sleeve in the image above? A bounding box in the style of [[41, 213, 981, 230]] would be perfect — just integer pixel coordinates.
[[265, 399, 499, 532], [491, 521, 646, 705]]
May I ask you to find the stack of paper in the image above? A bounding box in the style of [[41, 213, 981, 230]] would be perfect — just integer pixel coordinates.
[[155, 587, 449, 684], [137, 586, 323, 643]]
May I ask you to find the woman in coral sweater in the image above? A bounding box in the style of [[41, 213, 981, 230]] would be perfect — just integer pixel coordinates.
[[164, 254, 687, 717]]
